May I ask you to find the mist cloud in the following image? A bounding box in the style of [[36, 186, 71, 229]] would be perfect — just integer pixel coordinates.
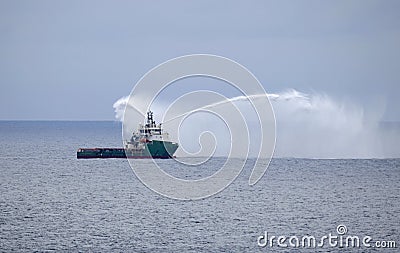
[[113, 89, 399, 158]]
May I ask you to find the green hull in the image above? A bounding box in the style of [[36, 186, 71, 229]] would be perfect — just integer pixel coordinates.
[[77, 140, 178, 159]]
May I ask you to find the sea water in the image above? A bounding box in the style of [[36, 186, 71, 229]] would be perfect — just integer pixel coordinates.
[[0, 121, 399, 252]]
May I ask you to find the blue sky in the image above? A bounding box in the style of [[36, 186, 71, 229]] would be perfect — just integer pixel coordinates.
[[1, 0, 399, 120]]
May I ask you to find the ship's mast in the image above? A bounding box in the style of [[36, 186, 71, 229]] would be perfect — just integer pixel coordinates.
[[146, 111, 156, 128]]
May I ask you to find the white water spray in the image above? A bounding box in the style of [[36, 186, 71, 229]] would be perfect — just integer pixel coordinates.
[[113, 89, 399, 158]]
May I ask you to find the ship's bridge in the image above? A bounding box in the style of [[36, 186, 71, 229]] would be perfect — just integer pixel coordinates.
[[137, 111, 169, 141]]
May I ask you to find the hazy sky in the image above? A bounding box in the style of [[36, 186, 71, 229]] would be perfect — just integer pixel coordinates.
[[1, 0, 399, 120]]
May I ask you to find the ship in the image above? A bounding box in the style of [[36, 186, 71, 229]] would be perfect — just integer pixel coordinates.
[[77, 111, 179, 159]]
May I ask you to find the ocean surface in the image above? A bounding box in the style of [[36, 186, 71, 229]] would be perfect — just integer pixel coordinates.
[[0, 121, 399, 252]]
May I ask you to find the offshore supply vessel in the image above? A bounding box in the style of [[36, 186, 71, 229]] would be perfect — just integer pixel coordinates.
[[77, 111, 179, 159]]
